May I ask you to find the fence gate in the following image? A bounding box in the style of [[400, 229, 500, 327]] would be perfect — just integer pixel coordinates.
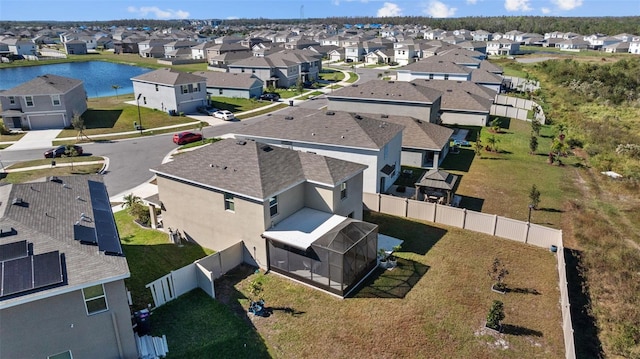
[[146, 273, 175, 308]]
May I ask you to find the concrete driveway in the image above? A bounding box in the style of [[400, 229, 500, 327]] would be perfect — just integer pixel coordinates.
[[3, 129, 62, 151]]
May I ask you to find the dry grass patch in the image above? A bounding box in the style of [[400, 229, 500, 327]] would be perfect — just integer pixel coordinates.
[[214, 212, 564, 358]]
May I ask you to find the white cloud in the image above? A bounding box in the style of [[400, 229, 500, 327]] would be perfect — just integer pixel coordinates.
[[423, 0, 457, 18], [332, 0, 369, 5], [504, 0, 532, 11], [551, 0, 583, 10], [466, 0, 478, 4], [127, 6, 189, 19], [541, 7, 551, 14], [377, 2, 403, 17]]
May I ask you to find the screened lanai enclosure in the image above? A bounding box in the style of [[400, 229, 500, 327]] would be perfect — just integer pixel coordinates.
[[264, 208, 378, 297]]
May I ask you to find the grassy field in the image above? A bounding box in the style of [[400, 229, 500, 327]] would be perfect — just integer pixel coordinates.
[[115, 210, 214, 310], [0, 164, 104, 184], [148, 211, 563, 358], [5, 156, 103, 169]]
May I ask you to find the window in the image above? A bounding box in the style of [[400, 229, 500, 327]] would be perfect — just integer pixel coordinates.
[[8, 96, 15, 104], [52, 95, 61, 106], [269, 196, 278, 217], [224, 193, 235, 212], [25, 96, 34, 107], [155, 84, 159, 92], [82, 284, 108, 315], [219, 89, 223, 95], [383, 145, 388, 160], [340, 182, 348, 199], [48, 351, 73, 359], [429, 74, 434, 80], [444, 74, 449, 80]]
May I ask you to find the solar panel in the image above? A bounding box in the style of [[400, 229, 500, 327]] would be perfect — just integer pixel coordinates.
[[1, 256, 32, 297], [0, 240, 28, 262], [33, 251, 63, 288], [74, 224, 97, 245], [88, 180, 123, 256], [0, 251, 64, 298]]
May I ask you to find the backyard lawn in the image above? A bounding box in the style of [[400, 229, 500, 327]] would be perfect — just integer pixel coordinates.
[[146, 212, 564, 358], [440, 119, 581, 229]]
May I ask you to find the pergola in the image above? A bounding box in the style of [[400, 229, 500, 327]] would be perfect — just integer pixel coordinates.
[[414, 168, 459, 205]]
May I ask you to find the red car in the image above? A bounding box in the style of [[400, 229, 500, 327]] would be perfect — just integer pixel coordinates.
[[173, 131, 203, 145]]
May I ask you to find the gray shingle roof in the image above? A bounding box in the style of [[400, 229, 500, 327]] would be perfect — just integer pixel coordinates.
[[0, 176, 129, 308], [410, 79, 494, 112], [150, 139, 367, 200], [470, 69, 504, 84], [327, 79, 442, 104], [233, 108, 405, 150], [192, 71, 262, 89], [399, 60, 472, 75], [131, 67, 206, 85], [380, 117, 453, 150], [1, 74, 83, 96]]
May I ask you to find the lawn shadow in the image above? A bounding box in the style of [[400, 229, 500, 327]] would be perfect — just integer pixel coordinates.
[[537, 207, 564, 213], [501, 324, 543, 337], [458, 195, 484, 212], [564, 248, 604, 359], [365, 211, 447, 256], [441, 148, 475, 172], [506, 287, 540, 295], [83, 109, 122, 129], [350, 258, 429, 299]]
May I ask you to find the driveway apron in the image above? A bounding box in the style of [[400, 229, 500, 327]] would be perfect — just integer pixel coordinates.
[[3, 129, 63, 151]]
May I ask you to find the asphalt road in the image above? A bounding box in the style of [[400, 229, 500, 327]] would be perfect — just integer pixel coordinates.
[[0, 69, 388, 197]]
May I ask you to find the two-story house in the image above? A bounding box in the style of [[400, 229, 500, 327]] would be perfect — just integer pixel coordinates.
[[396, 60, 473, 82], [227, 50, 322, 88], [192, 71, 263, 99], [0, 74, 87, 130], [230, 108, 404, 194], [131, 68, 207, 115], [151, 139, 379, 297], [0, 175, 138, 359], [486, 39, 520, 55]]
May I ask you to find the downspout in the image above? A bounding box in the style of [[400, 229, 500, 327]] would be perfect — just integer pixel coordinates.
[[111, 312, 125, 359]]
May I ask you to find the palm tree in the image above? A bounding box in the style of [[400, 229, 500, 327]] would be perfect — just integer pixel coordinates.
[[122, 193, 142, 212], [111, 84, 121, 98], [487, 135, 499, 152]]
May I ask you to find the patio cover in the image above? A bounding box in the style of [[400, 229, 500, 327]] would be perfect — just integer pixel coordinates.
[[416, 169, 458, 190], [262, 208, 348, 250]]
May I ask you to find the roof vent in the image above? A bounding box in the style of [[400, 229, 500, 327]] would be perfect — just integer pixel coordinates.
[[352, 84, 358, 88], [284, 116, 294, 120], [12, 198, 25, 206], [326, 111, 335, 116], [236, 140, 247, 145], [341, 135, 345, 139], [49, 176, 62, 183], [381, 114, 389, 118], [388, 81, 394, 83], [354, 114, 363, 120], [446, 89, 453, 92], [262, 145, 273, 152], [0, 227, 16, 237]]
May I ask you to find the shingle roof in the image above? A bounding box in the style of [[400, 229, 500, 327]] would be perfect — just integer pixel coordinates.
[[233, 108, 405, 150], [399, 60, 472, 75], [410, 79, 497, 99], [410, 79, 493, 112], [0, 176, 129, 308], [1, 74, 83, 96], [327, 79, 442, 104], [470, 69, 504, 84], [131, 67, 206, 85], [150, 138, 367, 200], [380, 117, 453, 150], [192, 71, 262, 89]]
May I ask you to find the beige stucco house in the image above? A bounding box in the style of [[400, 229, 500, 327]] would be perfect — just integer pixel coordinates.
[[150, 139, 379, 297]]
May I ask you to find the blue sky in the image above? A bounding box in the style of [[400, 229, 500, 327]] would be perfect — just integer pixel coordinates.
[[1, 0, 638, 21]]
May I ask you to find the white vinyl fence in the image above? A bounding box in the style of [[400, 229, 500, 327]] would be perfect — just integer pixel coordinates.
[[145, 241, 244, 308], [491, 95, 547, 124], [364, 192, 575, 358]]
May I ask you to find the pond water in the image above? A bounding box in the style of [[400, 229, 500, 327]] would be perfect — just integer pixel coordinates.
[[0, 61, 153, 98]]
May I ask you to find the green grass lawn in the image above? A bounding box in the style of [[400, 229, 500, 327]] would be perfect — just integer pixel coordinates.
[[346, 72, 358, 83], [441, 119, 580, 228], [0, 164, 104, 184], [236, 103, 289, 120], [149, 211, 564, 358], [209, 96, 269, 113], [6, 156, 103, 169], [115, 210, 214, 310], [319, 68, 345, 82]]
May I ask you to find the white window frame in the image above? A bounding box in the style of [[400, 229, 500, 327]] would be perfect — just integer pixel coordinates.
[[82, 284, 108, 315], [25, 96, 34, 107], [340, 182, 348, 200], [51, 94, 61, 106], [9, 96, 15, 104], [224, 193, 235, 212], [269, 196, 278, 217], [48, 350, 73, 359]]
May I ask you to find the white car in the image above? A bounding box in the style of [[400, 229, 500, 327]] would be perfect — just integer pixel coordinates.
[[213, 110, 235, 121]]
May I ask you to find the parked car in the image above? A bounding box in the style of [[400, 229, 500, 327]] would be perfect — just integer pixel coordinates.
[[212, 110, 235, 121], [173, 131, 203, 145], [44, 145, 83, 158], [259, 93, 280, 102], [197, 105, 218, 116]]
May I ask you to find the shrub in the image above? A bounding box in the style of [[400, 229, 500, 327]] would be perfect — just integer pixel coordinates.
[[486, 300, 505, 331], [129, 203, 150, 227]]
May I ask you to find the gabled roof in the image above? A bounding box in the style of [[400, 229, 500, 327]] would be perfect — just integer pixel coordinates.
[[0, 176, 129, 309], [233, 108, 404, 151], [470, 69, 504, 84], [479, 60, 504, 74], [150, 138, 367, 201], [192, 71, 262, 89], [399, 60, 473, 75], [379, 117, 454, 151], [327, 79, 442, 104], [131, 68, 206, 86], [410, 79, 494, 113], [1, 74, 83, 96]]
